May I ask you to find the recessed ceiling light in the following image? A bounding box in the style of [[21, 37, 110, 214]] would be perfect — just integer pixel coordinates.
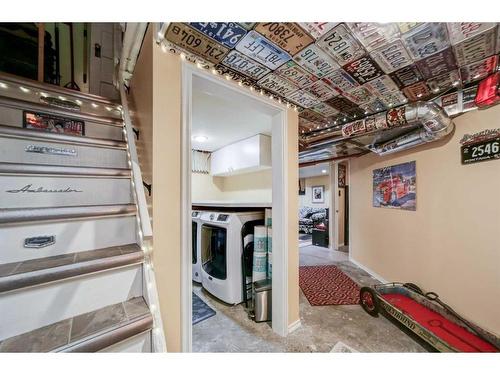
[[91, 103, 99, 108], [321, 169, 327, 174], [192, 135, 208, 142], [19, 86, 30, 93], [417, 93, 423, 98]]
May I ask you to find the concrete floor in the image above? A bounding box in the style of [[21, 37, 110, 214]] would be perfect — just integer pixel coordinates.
[[192, 245, 428, 352]]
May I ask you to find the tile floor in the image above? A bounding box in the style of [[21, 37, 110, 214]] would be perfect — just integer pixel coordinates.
[[192, 244, 428, 352]]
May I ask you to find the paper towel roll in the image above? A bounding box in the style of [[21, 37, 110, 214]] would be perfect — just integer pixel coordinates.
[[252, 252, 267, 282], [267, 227, 272, 279], [254, 226, 267, 254]]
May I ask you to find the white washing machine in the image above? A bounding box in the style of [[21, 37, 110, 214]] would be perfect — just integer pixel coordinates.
[[192, 210, 202, 283], [200, 211, 264, 305]]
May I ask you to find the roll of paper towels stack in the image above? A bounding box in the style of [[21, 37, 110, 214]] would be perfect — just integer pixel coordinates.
[[253, 226, 268, 282]]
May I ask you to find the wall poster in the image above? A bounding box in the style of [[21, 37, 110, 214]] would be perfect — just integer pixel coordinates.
[[311, 185, 325, 204], [373, 161, 416, 211]]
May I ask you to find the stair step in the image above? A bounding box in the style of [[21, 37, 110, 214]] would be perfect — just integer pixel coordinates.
[[0, 204, 136, 225], [0, 297, 152, 352], [0, 162, 131, 177], [0, 244, 144, 293]]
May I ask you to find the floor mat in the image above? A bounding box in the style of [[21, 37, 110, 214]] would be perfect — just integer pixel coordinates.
[[299, 265, 360, 306], [192, 292, 216, 325]]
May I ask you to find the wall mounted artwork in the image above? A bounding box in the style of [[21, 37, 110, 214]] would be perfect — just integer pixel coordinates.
[[311, 185, 325, 203], [372, 161, 416, 210]]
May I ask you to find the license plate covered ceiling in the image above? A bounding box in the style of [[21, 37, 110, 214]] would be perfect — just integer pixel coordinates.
[[163, 22, 500, 138]]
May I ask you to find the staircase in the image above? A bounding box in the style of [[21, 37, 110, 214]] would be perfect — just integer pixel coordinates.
[[0, 73, 164, 352]]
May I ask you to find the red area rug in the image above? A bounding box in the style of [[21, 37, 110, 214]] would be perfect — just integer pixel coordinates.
[[299, 265, 360, 306]]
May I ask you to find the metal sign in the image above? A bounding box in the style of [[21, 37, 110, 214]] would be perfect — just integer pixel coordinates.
[[24, 235, 56, 248], [415, 47, 457, 79], [343, 55, 385, 84], [222, 50, 271, 80], [189, 22, 247, 48], [293, 44, 339, 78], [365, 75, 400, 97], [23, 111, 85, 136], [461, 135, 500, 165], [348, 22, 400, 52], [310, 101, 339, 117], [435, 92, 460, 116], [235, 30, 291, 70], [453, 27, 497, 66], [239, 23, 256, 30], [459, 55, 499, 84], [255, 23, 314, 55], [39, 96, 81, 111], [447, 22, 496, 45], [344, 86, 375, 105], [165, 23, 229, 64], [275, 60, 317, 87], [316, 23, 366, 66], [299, 22, 338, 39], [402, 81, 431, 101], [397, 22, 422, 34], [390, 64, 423, 88], [427, 70, 460, 92], [402, 23, 450, 60], [25, 144, 77, 157], [370, 40, 413, 74], [286, 90, 320, 108], [299, 108, 326, 124], [257, 73, 298, 97], [325, 96, 359, 113], [323, 68, 359, 93], [378, 91, 408, 107], [303, 79, 338, 101], [462, 86, 478, 112]]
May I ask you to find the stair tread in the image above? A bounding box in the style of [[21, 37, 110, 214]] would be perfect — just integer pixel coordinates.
[[0, 244, 143, 292], [0, 297, 151, 352]]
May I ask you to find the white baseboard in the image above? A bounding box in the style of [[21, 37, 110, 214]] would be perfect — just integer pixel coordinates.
[[288, 319, 301, 334], [348, 256, 388, 284]]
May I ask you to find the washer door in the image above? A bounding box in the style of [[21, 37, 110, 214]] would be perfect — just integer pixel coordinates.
[[201, 224, 227, 280]]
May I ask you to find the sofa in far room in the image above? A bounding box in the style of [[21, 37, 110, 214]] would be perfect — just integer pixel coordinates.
[[298, 207, 327, 234]]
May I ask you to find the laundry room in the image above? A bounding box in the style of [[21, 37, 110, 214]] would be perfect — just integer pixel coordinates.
[[190, 73, 276, 351]]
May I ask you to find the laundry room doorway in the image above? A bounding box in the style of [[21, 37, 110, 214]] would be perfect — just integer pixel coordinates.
[[180, 64, 295, 352]]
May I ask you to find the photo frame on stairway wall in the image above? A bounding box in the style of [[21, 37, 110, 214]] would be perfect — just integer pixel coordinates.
[[311, 185, 325, 204]]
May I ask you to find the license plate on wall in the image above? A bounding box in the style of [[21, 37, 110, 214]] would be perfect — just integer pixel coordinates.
[[299, 108, 327, 124], [459, 55, 499, 84], [364, 75, 400, 97], [293, 44, 339, 78], [323, 68, 359, 93], [311, 102, 339, 117], [189, 22, 247, 48], [299, 22, 338, 40], [415, 47, 457, 79], [257, 73, 298, 96], [222, 50, 271, 80], [275, 61, 318, 87], [316, 23, 366, 66], [453, 27, 497, 66], [255, 23, 314, 55], [303, 79, 339, 101], [402, 23, 450, 60], [461, 137, 500, 164], [343, 55, 384, 84], [447, 23, 496, 45], [165, 23, 229, 64], [389, 64, 424, 88], [348, 22, 400, 52], [426, 70, 460, 92], [402, 81, 431, 100], [344, 86, 375, 105], [235, 30, 291, 70], [370, 40, 413, 74], [286, 90, 320, 108]]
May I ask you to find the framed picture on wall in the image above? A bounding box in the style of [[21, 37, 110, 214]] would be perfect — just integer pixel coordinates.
[[311, 185, 325, 204], [372, 161, 416, 211]]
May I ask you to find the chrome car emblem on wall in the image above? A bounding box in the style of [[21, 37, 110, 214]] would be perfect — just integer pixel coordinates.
[[24, 235, 56, 248], [25, 145, 77, 157], [6, 184, 83, 193]]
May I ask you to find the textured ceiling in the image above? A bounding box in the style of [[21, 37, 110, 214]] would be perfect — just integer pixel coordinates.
[[163, 22, 500, 145]]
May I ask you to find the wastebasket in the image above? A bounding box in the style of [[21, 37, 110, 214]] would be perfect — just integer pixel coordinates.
[[253, 278, 272, 322]]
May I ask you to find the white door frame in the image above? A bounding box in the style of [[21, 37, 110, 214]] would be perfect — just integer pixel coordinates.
[[180, 63, 290, 352]]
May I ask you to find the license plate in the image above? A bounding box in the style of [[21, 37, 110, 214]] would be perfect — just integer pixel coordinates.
[[453, 27, 497, 66], [415, 47, 457, 79], [325, 96, 359, 113], [343, 55, 385, 84], [402, 81, 431, 101], [239, 22, 256, 30], [293, 44, 339, 78], [370, 40, 413, 74], [427, 70, 460, 92], [447, 23, 496, 45], [364, 75, 400, 96], [435, 92, 460, 116], [360, 98, 387, 114], [316, 23, 366, 66], [378, 91, 408, 107], [310, 102, 339, 117], [303, 79, 339, 101], [299, 22, 338, 39], [343, 86, 375, 105], [461, 137, 500, 164], [459, 55, 498, 84], [397, 22, 422, 34], [286, 90, 320, 108], [23, 111, 85, 136], [299, 109, 326, 124], [462, 86, 478, 111], [389, 64, 423, 88], [254, 23, 314, 55], [348, 22, 400, 51], [323, 68, 359, 93], [235, 30, 291, 70], [402, 23, 450, 60], [342, 120, 366, 137], [257, 73, 298, 96], [222, 50, 271, 80], [275, 61, 318, 87], [165, 23, 229, 64], [214, 64, 257, 86], [189, 22, 247, 48]]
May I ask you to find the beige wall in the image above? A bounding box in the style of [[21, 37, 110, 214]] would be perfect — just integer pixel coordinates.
[[192, 169, 272, 202], [299, 175, 330, 209], [350, 105, 500, 335]]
